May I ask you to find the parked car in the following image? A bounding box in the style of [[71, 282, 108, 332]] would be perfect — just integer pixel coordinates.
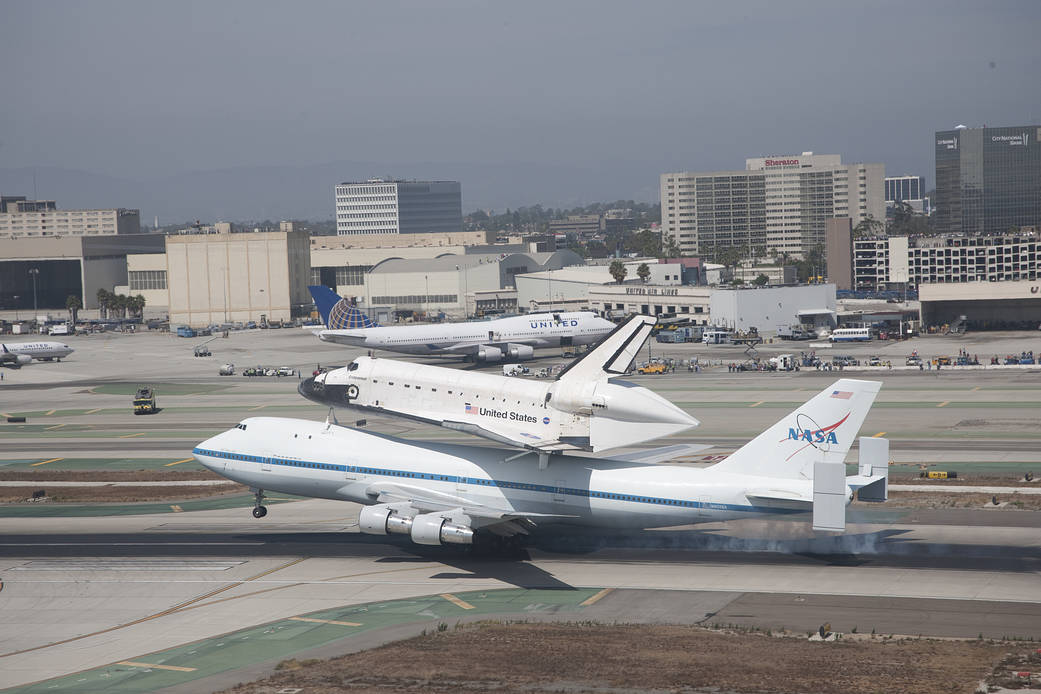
[[219, 363, 235, 375], [276, 366, 295, 377]]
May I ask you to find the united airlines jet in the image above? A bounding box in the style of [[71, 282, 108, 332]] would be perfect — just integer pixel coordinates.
[[1, 341, 74, 366], [308, 286, 616, 363], [194, 379, 889, 550]]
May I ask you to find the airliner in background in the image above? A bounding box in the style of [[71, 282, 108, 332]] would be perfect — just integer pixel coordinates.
[[308, 285, 616, 363], [1, 341, 74, 367], [300, 314, 700, 454], [194, 378, 889, 550]]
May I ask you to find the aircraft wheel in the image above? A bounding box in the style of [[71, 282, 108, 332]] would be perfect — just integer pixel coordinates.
[[252, 506, 268, 519]]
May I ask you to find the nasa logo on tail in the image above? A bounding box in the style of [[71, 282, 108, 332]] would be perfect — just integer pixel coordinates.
[[780, 411, 850, 460]]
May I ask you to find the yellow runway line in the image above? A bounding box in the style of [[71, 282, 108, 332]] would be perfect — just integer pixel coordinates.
[[971, 386, 981, 392], [44, 409, 56, 416], [581, 588, 614, 606], [289, 616, 363, 627], [936, 401, 949, 408], [872, 431, 886, 438], [119, 432, 146, 438], [165, 458, 195, 467], [84, 407, 102, 414], [748, 401, 764, 408], [170, 505, 183, 512], [44, 423, 66, 431], [249, 404, 267, 411], [117, 661, 196, 673], [30, 457, 64, 467], [440, 593, 475, 609]]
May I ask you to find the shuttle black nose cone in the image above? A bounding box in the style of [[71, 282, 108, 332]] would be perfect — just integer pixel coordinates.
[[298, 376, 350, 408]]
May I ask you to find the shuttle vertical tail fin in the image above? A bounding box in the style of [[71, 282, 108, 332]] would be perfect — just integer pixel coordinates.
[[555, 314, 655, 383], [709, 379, 881, 480], [308, 285, 378, 329]]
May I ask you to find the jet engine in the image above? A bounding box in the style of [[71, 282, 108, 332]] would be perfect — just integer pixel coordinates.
[[14, 354, 32, 366], [358, 505, 473, 546], [506, 344, 534, 361], [475, 346, 504, 362]]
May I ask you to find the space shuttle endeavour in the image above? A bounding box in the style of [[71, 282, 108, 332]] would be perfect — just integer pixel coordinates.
[[299, 314, 700, 454]]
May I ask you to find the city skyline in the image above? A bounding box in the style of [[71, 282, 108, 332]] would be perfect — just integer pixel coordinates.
[[2, 1, 1040, 222]]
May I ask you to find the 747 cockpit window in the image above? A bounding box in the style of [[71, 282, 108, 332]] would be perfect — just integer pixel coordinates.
[[348, 361, 360, 371]]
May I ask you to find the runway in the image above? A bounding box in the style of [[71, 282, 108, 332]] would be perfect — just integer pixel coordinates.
[[1, 498, 1039, 691]]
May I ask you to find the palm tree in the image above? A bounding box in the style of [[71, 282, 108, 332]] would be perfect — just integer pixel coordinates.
[[66, 295, 82, 326], [637, 263, 651, 283], [96, 288, 110, 319], [609, 260, 627, 284]]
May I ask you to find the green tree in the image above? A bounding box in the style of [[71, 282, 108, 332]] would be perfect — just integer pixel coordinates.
[[853, 215, 886, 239], [609, 260, 627, 284], [96, 288, 110, 319], [752, 273, 769, 287], [66, 294, 82, 325], [637, 263, 651, 282], [663, 236, 682, 258]]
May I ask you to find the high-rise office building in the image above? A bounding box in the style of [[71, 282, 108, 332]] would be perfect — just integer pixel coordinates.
[[661, 153, 884, 259], [934, 125, 1041, 235], [885, 175, 925, 202], [0, 197, 141, 238], [334, 179, 462, 236]]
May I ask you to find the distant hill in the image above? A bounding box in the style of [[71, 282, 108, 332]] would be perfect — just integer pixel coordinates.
[[0, 161, 661, 225]]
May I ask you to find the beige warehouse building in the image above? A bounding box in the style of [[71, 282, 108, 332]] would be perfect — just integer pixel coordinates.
[[144, 230, 311, 327]]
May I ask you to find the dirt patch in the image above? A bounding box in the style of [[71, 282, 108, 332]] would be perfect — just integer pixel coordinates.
[[0, 469, 222, 482], [216, 623, 1034, 694], [0, 484, 246, 503], [886, 489, 1041, 511]]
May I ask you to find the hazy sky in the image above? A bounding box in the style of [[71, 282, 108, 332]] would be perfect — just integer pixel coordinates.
[[3, 0, 1040, 200]]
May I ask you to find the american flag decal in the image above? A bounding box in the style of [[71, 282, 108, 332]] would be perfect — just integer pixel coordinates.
[[465, 403, 477, 414], [830, 390, 853, 400]]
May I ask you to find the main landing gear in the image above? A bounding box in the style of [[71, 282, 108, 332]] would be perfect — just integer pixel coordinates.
[[251, 488, 268, 518]]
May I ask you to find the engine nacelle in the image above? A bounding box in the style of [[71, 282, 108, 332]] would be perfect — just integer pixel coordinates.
[[409, 513, 474, 546], [475, 346, 504, 363], [506, 344, 534, 361], [358, 505, 413, 536], [15, 354, 32, 366]]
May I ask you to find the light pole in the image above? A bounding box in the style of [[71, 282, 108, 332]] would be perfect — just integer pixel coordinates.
[[28, 268, 39, 325]]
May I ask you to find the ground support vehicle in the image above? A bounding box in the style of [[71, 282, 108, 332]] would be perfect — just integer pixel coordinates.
[[133, 387, 157, 415]]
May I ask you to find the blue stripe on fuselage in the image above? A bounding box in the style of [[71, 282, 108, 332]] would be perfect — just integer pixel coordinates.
[[192, 447, 801, 515]]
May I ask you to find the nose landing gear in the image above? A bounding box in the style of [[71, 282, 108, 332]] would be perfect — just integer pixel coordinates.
[[251, 488, 267, 518]]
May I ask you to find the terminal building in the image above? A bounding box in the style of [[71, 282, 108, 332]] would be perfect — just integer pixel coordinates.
[[934, 124, 1041, 235], [334, 179, 462, 236], [661, 153, 884, 260]]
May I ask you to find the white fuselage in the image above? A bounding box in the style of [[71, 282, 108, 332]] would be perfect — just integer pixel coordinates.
[[1, 341, 74, 362], [318, 312, 615, 356], [306, 357, 697, 452], [194, 417, 814, 529]]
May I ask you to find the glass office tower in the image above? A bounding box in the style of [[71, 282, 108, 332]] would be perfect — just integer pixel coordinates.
[[935, 125, 1041, 234]]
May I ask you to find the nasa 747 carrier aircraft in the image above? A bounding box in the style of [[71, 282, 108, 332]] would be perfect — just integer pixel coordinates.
[[299, 314, 699, 454], [1, 341, 74, 367], [194, 379, 889, 548], [308, 285, 616, 362]]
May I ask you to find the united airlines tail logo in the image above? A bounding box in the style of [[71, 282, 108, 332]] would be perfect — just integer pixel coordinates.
[[780, 411, 850, 460]]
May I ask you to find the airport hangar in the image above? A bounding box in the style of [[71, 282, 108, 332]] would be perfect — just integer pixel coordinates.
[[919, 279, 1041, 330]]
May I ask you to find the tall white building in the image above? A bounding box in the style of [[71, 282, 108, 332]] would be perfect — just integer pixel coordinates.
[[334, 179, 462, 236], [661, 153, 884, 260]]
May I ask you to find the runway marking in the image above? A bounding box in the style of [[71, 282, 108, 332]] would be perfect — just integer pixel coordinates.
[[872, 432, 886, 438], [170, 505, 183, 512], [0, 557, 307, 660], [937, 401, 950, 408], [117, 661, 197, 672], [290, 616, 362, 627], [30, 457, 63, 467], [748, 401, 764, 408], [971, 386, 981, 392], [44, 409, 56, 416], [580, 587, 614, 606], [249, 404, 267, 411], [84, 407, 102, 414], [44, 423, 66, 431], [440, 593, 475, 609], [165, 458, 195, 467], [119, 432, 146, 438]]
